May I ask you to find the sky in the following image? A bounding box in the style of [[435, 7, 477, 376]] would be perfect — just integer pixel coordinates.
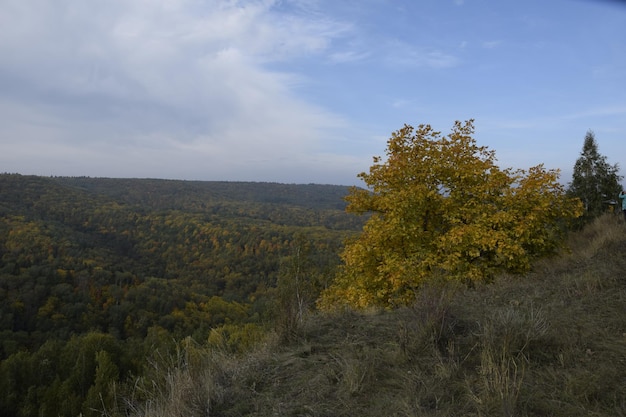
[[1, 0, 625, 186]]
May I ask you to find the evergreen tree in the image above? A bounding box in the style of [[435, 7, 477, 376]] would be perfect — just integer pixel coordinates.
[[568, 130, 622, 222]]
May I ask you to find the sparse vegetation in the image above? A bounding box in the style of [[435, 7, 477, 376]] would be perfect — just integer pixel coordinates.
[[108, 213, 626, 417]]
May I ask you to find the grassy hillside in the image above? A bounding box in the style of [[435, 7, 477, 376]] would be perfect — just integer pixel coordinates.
[[115, 213, 626, 417]]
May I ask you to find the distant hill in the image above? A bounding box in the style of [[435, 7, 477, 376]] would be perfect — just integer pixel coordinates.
[[53, 176, 355, 211]]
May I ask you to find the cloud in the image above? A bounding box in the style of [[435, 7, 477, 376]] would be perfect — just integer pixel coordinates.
[[383, 40, 459, 69], [0, 0, 363, 183], [560, 105, 626, 120], [482, 40, 503, 49], [328, 50, 371, 63]]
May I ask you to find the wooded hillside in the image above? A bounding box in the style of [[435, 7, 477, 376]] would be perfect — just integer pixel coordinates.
[[0, 174, 363, 416]]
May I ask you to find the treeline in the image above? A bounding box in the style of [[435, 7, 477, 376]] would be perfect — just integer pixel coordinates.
[[0, 174, 363, 416]]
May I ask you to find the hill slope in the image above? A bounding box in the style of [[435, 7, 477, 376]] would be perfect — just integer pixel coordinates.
[[0, 174, 365, 416], [0, 174, 363, 348], [119, 214, 626, 417], [53, 177, 354, 211]]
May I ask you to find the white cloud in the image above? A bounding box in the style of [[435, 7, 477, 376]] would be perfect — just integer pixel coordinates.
[[560, 105, 626, 120], [482, 40, 503, 49], [383, 40, 459, 69], [0, 0, 362, 183], [328, 50, 371, 63]]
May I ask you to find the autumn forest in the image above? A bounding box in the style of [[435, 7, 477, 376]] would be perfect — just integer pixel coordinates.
[[0, 174, 362, 416]]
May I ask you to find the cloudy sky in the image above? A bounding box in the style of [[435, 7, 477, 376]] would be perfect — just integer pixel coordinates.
[[1, 0, 625, 185]]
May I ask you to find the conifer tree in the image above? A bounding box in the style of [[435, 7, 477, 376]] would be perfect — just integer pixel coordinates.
[[568, 130, 622, 222]]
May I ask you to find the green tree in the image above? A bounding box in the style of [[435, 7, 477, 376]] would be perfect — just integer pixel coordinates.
[[320, 120, 583, 309], [568, 130, 622, 222], [83, 350, 119, 416]]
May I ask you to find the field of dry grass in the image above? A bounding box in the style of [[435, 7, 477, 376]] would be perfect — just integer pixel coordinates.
[[112, 214, 626, 417]]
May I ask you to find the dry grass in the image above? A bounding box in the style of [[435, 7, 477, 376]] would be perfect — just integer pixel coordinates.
[[111, 214, 626, 417]]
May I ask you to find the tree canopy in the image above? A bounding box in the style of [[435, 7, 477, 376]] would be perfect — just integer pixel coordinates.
[[0, 174, 361, 416], [320, 120, 583, 309], [567, 130, 622, 222]]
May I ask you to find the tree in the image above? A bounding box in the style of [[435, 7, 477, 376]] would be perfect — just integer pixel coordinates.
[[568, 130, 622, 222], [83, 350, 119, 416], [273, 233, 319, 341], [319, 120, 583, 309]]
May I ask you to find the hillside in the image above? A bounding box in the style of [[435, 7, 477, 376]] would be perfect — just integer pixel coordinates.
[[114, 214, 626, 417], [0, 174, 363, 417], [52, 177, 353, 211], [1, 174, 624, 417]]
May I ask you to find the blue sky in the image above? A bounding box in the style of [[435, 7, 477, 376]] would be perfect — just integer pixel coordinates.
[[1, 0, 624, 186]]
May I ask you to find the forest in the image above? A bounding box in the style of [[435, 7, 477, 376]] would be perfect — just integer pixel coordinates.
[[0, 174, 363, 416]]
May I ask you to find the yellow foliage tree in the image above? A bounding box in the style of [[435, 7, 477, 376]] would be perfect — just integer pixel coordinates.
[[320, 120, 583, 309]]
